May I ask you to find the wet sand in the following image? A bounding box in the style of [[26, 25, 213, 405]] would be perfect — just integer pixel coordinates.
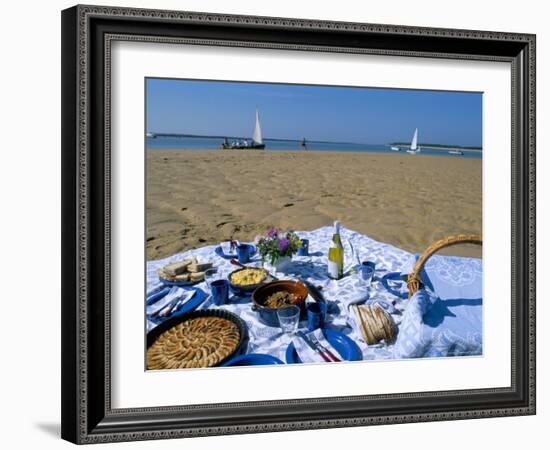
[[146, 150, 482, 260]]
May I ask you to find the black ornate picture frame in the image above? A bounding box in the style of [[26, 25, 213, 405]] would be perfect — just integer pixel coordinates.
[[61, 4, 536, 444]]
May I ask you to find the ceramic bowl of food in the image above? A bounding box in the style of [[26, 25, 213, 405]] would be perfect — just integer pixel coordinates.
[[251, 280, 309, 327], [228, 267, 272, 295]]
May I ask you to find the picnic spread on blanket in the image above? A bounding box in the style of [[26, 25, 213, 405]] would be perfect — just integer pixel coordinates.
[[146, 225, 482, 369]]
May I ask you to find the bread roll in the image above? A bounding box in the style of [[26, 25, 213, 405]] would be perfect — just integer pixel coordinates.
[[188, 262, 213, 273], [163, 259, 193, 277], [354, 304, 396, 345]]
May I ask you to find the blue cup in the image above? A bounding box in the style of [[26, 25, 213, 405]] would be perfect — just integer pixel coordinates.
[[210, 279, 229, 305], [236, 244, 250, 264], [297, 238, 309, 256], [361, 261, 376, 285], [306, 302, 327, 331]]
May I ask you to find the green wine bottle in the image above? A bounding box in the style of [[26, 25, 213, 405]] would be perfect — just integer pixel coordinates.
[[328, 221, 344, 279]]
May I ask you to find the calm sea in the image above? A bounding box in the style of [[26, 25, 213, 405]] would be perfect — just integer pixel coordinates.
[[146, 136, 482, 159]]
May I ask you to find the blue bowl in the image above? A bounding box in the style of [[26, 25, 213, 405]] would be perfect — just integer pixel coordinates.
[[285, 328, 362, 363], [221, 353, 284, 366]]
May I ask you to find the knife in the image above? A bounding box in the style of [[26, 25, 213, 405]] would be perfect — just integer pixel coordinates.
[[308, 333, 341, 362], [296, 331, 331, 362], [150, 290, 195, 318], [159, 294, 188, 317]]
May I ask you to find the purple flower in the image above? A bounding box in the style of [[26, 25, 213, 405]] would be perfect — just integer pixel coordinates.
[[278, 238, 289, 252], [267, 228, 278, 238]]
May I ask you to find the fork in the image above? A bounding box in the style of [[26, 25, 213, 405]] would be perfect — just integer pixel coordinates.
[[308, 334, 341, 362]]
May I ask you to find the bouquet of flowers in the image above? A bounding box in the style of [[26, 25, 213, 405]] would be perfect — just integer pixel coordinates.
[[255, 228, 302, 266]]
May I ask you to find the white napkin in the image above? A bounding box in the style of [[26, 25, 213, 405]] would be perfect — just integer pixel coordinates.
[[146, 287, 195, 317], [392, 289, 438, 358], [343, 293, 370, 311], [146, 319, 156, 333], [221, 240, 240, 255], [292, 328, 342, 363]]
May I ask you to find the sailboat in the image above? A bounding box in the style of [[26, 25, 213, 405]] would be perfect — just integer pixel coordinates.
[[221, 108, 265, 149], [406, 128, 420, 154]]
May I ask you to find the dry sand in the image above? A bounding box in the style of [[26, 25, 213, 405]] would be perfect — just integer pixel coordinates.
[[146, 150, 482, 260]]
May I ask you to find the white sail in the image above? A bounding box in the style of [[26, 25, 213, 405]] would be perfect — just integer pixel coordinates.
[[410, 128, 418, 151], [252, 108, 263, 145]]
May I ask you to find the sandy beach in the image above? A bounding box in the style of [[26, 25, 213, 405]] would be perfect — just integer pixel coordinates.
[[146, 150, 482, 260]]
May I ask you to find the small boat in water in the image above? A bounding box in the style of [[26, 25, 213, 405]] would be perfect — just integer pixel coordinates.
[[448, 149, 464, 155], [406, 128, 420, 154], [146, 132, 156, 139], [390, 146, 400, 151], [222, 108, 265, 149]]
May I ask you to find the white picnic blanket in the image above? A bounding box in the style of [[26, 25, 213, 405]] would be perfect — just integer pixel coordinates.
[[146, 226, 482, 362]]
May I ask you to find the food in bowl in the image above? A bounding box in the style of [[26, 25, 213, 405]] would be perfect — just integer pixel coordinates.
[[230, 268, 267, 287], [147, 317, 240, 369], [251, 280, 309, 327], [264, 290, 300, 308]]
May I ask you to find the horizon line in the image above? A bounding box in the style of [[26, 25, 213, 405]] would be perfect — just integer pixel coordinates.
[[146, 132, 483, 150]]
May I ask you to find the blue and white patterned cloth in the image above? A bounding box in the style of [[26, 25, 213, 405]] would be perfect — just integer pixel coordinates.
[[146, 226, 482, 361]]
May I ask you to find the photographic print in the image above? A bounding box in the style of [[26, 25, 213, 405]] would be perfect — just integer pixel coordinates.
[[62, 6, 535, 442], [145, 78, 483, 370]]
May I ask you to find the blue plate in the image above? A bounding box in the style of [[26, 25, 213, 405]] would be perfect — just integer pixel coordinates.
[[221, 353, 284, 366], [215, 243, 256, 260], [148, 287, 208, 324], [380, 272, 408, 299], [159, 277, 201, 287], [285, 328, 362, 364]]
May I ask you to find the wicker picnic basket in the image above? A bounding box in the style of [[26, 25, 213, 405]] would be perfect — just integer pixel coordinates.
[[406, 234, 482, 298]]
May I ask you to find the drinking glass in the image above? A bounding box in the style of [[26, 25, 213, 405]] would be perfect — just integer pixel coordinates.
[[361, 261, 376, 288], [220, 241, 233, 256], [276, 305, 300, 342]]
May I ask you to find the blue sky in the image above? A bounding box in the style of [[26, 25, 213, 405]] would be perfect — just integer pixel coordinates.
[[146, 78, 482, 146]]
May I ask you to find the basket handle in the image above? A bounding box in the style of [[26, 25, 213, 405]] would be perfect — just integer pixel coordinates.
[[407, 234, 482, 298]]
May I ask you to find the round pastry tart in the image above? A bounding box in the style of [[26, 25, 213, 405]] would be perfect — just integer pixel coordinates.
[[146, 310, 247, 370]]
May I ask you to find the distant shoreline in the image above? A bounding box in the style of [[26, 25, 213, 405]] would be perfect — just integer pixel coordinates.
[[146, 146, 482, 158], [147, 133, 481, 151]]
